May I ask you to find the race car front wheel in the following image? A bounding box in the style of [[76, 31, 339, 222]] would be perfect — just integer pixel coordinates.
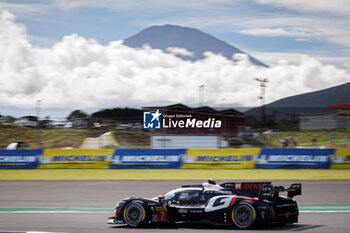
[[123, 202, 147, 227], [231, 202, 256, 229]]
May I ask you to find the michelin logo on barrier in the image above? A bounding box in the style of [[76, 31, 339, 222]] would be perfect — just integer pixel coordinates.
[[331, 149, 350, 169], [332, 155, 350, 164], [183, 155, 253, 163], [0, 156, 37, 162], [256, 154, 329, 163], [332, 155, 344, 164], [110, 149, 186, 169], [255, 149, 334, 169], [39, 149, 113, 168], [40, 155, 111, 164], [111, 155, 180, 163], [183, 154, 195, 164], [0, 150, 42, 169], [143, 109, 161, 129], [182, 149, 258, 169]]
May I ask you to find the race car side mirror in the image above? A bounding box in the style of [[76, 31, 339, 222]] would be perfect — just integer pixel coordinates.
[[158, 195, 165, 202]]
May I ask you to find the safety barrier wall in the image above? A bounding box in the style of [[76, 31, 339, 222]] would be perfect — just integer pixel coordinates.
[[0, 148, 349, 169], [0, 149, 42, 169], [39, 149, 113, 168], [109, 149, 185, 169], [182, 148, 258, 169], [255, 149, 334, 169], [331, 148, 350, 169]]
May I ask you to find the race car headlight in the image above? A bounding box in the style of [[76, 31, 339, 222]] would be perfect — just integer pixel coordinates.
[[114, 202, 121, 215], [114, 201, 125, 215]]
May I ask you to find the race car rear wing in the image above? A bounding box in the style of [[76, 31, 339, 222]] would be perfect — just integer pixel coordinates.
[[258, 183, 302, 200]]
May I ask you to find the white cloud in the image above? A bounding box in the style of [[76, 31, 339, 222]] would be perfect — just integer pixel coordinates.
[[0, 11, 349, 110], [252, 51, 350, 71], [255, 0, 350, 15], [53, 0, 237, 12], [237, 15, 350, 48], [3, 0, 349, 52], [166, 47, 194, 57], [238, 27, 318, 38], [0, 2, 53, 19], [54, 0, 89, 10]]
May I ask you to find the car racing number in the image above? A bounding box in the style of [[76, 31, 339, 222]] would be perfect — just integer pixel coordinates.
[[205, 196, 234, 212], [153, 206, 168, 222]]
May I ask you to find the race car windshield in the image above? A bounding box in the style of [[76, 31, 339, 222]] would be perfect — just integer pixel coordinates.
[[163, 190, 176, 201], [163, 188, 202, 204], [178, 191, 200, 201]]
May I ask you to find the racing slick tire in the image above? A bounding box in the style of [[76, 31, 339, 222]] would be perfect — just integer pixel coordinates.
[[123, 201, 148, 227], [231, 202, 256, 229]]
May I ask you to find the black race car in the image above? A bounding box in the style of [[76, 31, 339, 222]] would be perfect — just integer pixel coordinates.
[[107, 180, 301, 229]]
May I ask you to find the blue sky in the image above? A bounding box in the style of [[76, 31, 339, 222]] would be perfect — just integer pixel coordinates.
[[1, 0, 349, 69], [0, 0, 349, 118]]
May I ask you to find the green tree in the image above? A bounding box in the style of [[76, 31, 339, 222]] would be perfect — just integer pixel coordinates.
[[67, 110, 88, 120], [91, 108, 142, 122]]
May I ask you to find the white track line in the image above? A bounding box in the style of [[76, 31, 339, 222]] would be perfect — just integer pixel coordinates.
[[1, 210, 350, 214], [0, 211, 111, 214], [300, 210, 350, 213]]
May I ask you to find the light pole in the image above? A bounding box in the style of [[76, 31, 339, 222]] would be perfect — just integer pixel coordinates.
[[199, 85, 205, 106], [347, 108, 350, 141], [36, 100, 41, 148], [221, 98, 227, 108], [255, 78, 268, 132]]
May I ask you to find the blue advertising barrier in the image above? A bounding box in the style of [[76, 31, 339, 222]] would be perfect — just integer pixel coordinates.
[[0, 150, 42, 169], [109, 149, 186, 169], [256, 149, 334, 169]]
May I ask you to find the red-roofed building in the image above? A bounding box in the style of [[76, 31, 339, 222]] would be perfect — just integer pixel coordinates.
[[329, 103, 350, 118]]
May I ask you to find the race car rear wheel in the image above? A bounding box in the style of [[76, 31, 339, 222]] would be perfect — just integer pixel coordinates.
[[123, 202, 147, 227], [231, 202, 256, 229]]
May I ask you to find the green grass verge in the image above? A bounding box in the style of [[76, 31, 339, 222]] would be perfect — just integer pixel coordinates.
[[1, 169, 350, 180], [0, 124, 153, 149], [0, 124, 103, 149]]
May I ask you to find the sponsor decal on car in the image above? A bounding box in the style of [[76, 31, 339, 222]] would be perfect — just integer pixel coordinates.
[[155, 206, 168, 222], [243, 183, 267, 190], [235, 183, 242, 190]]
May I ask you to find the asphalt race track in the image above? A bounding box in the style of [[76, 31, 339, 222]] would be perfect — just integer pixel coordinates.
[[0, 180, 349, 233]]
